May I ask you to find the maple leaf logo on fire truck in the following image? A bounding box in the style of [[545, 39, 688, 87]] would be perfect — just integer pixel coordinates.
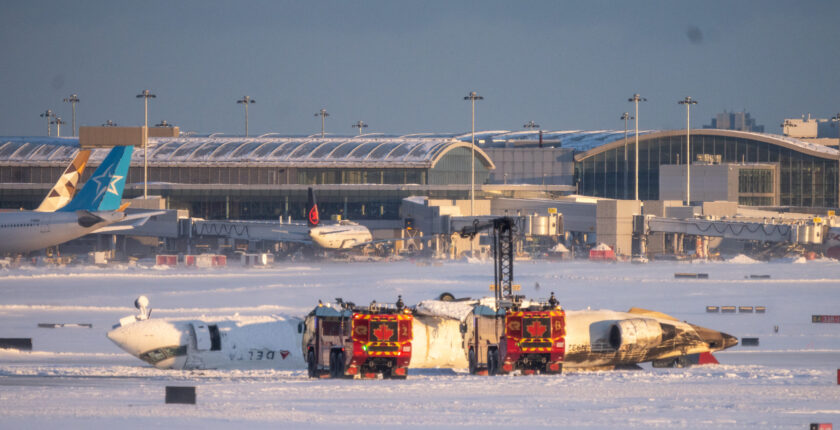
[[526, 320, 547, 338], [373, 323, 394, 341]]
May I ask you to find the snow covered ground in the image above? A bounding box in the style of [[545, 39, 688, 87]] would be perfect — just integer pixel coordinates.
[[1, 258, 839, 429]]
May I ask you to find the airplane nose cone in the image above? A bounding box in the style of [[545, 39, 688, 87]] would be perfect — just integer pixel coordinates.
[[690, 324, 739, 351], [721, 332, 739, 349], [106, 325, 141, 356], [106, 319, 190, 369]]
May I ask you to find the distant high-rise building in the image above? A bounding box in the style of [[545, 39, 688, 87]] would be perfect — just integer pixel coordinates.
[[703, 110, 764, 133]]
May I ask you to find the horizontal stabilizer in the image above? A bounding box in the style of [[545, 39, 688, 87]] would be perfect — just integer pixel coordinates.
[[626, 307, 679, 321]]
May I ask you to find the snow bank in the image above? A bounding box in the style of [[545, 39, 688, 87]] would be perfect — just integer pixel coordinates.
[[726, 254, 758, 264]]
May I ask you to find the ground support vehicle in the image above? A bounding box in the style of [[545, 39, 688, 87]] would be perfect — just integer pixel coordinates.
[[303, 299, 413, 379]]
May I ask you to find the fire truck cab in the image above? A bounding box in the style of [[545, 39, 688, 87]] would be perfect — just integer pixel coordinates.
[[303, 298, 413, 379], [462, 294, 565, 375]]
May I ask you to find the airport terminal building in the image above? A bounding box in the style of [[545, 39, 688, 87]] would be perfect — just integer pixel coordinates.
[[573, 129, 839, 208], [1, 128, 838, 221]]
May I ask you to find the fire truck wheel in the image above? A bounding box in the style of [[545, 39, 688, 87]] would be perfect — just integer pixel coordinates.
[[329, 349, 345, 378], [487, 348, 500, 376], [468, 348, 477, 374], [307, 350, 317, 378], [335, 351, 346, 377]]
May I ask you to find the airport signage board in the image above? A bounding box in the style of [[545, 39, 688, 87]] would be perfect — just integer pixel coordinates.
[[811, 315, 840, 323]]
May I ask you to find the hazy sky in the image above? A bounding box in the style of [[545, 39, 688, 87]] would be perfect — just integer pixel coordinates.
[[2, 1, 839, 137]]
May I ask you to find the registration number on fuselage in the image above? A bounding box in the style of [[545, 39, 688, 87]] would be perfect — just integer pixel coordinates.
[[243, 349, 291, 361]]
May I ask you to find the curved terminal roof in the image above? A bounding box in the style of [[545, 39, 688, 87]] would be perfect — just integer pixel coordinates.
[[1, 129, 835, 167], [0, 136, 496, 170], [572, 129, 840, 161]]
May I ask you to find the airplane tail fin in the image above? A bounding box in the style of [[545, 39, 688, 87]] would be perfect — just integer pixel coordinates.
[[59, 145, 133, 212], [307, 187, 320, 227], [35, 149, 91, 212]]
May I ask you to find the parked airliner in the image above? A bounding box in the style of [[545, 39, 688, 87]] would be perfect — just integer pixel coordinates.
[[0, 145, 160, 254]]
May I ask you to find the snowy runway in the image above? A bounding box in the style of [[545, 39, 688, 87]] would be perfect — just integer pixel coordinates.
[[1, 259, 839, 429]]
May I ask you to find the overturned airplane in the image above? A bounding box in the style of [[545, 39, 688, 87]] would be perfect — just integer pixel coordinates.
[[107, 296, 737, 372]]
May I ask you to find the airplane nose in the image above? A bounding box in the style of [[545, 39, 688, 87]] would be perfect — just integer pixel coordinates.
[[690, 324, 739, 351], [721, 332, 739, 349], [106, 325, 141, 356]]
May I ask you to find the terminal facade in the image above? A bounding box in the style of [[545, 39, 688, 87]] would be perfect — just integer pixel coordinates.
[[1, 128, 838, 221]]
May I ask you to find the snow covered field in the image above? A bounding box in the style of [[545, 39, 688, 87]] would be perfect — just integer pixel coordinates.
[[1, 258, 839, 429]]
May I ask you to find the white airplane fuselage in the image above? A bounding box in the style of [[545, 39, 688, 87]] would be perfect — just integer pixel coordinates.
[[107, 307, 736, 371], [0, 210, 127, 254], [107, 317, 306, 370], [308, 221, 373, 250]]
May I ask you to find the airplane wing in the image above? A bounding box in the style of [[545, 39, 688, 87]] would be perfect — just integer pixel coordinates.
[[354, 237, 415, 247], [92, 210, 167, 233]]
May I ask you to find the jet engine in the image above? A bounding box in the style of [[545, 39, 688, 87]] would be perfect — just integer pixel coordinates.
[[608, 318, 662, 350]]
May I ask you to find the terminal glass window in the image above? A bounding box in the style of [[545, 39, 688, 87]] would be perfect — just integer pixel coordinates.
[[576, 135, 837, 208], [739, 169, 773, 194]]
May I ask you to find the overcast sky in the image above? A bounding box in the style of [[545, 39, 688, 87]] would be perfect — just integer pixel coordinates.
[[2, 1, 839, 137]]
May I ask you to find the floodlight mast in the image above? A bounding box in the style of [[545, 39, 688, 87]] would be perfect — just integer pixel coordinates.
[[628, 94, 646, 200], [51, 117, 65, 137], [352, 120, 368, 135], [136, 89, 156, 199], [40, 109, 54, 136], [464, 91, 483, 217], [523, 120, 542, 147], [678, 96, 698, 206], [236, 96, 255, 137], [63, 94, 80, 136], [832, 113, 840, 207], [315, 109, 329, 138], [620, 113, 634, 199]]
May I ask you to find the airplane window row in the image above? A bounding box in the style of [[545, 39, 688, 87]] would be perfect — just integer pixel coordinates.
[[1, 223, 35, 228]]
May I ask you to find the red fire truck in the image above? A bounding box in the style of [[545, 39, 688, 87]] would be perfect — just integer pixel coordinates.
[[303, 298, 413, 379], [458, 217, 566, 375], [463, 295, 565, 375]]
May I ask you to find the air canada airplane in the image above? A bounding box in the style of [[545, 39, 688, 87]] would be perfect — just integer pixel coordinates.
[[0, 145, 162, 255], [107, 296, 737, 371], [304, 187, 375, 249]]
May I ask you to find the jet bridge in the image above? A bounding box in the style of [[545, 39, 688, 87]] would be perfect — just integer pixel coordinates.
[[639, 216, 825, 244]]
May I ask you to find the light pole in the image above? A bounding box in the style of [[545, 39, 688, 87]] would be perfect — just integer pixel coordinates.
[[464, 91, 483, 216], [63, 94, 80, 136], [621, 112, 634, 199], [524, 120, 543, 147], [315, 109, 329, 138], [102, 120, 117, 127], [51, 117, 65, 137], [678, 96, 698, 206], [236, 96, 255, 137], [40, 109, 54, 136], [628, 94, 647, 200], [832, 114, 840, 208], [136, 89, 156, 199], [352, 120, 368, 135]]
